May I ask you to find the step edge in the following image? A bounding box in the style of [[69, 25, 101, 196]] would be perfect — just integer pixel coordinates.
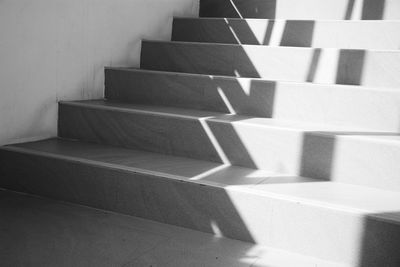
[[59, 100, 224, 120], [173, 17, 400, 23]]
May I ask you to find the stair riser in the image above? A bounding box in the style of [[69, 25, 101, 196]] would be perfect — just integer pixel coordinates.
[[58, 103, 224, 163], [106, 69, 400, 132], [58, 103, 400, 191], [302, 134, 400, 191], [141, 41, 400, 88], [105, 69, 236, 114], [0, 149, 399, 265], [172, 19, 400, 50], [199, 0, 400, 20]]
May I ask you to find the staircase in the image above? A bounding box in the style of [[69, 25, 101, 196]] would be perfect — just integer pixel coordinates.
[[1, 0, 400, 266]]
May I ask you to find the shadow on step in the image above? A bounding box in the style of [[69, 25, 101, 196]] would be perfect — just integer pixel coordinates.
[[0, 190, 262, 267], [208, 77, 277, 117], [200, 0, 387, 20], [361, 0, 386, 20], [212, 18, 316, 47], [344, 0, 387, 20], [300, 131, 400, 181], [358, 212, 400, 267], [0, 150, 256, 243], [200, 0, 277, 19], [197, 1, 387, 45]]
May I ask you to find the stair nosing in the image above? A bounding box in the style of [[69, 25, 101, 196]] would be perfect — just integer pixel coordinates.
[[59, 100, 225, 120], [174, 16, 400, 23]]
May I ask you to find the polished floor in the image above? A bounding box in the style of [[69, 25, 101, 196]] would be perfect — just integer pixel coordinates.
[[0, 189, 347, 267]]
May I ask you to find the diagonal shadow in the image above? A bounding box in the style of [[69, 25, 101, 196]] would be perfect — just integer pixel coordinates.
[[200, 0, 277, 19], [358, 212, 400, 266], [300, 131, 400, 181], [174, 18, 316, 47], [4, 0, 398, 263], [336, 49, 366, 86], [344, 0, 356, 19], [362, 0, 386, 19], [279, 20, 315, 47]]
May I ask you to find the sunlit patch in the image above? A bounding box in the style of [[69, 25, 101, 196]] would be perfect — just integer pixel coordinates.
[[309, 49, 340, 84], [199, 117, 230, 164], [238, 257, 257, 265], [190, 165, 230, 181], [225, 18, 243, 45], [229, 0, 243, 19], [210, 220, 223, 237], [267, 21, 286, 46], [347, 0, 365, 20], [217, 86, 236, 114], [236, 78, 252, 96]]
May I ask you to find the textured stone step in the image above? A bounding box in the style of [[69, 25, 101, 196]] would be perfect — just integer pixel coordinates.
[[106, 68, 400, 132], [140, 41, 400, 88], [1, 139, 400, 265], [172, 18, 400, 50], [199, 0, 400, 20], [1, 190, 350, 267], [58, 100, 400, 191]]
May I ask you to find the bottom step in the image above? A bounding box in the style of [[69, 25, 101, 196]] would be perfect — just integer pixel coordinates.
[[0, 190, 346, 267], [0, 139, 399, 266]]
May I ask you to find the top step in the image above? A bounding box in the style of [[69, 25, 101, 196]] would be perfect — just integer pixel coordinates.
[[200, 0, 400, 20]]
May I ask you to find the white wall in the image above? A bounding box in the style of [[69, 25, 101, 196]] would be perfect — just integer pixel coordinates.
[[0, 0, 198, 145]]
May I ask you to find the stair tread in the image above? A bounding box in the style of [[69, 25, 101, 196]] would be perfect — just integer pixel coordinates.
[[61, 100, 400, 143], [5, 138, 400, 217]]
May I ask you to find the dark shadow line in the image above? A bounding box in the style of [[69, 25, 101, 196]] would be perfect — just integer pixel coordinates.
[[344, 0, 356, 20], [306, 48, 321, 82], [262, 20, 275, 45]]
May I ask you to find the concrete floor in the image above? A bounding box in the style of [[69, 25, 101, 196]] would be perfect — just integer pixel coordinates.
[[0, 189, 347, 267]]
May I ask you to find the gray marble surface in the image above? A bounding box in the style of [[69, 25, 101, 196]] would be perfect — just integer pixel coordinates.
[[58, 100, 400, 191], [1, 139, 400, 265], [0, 189, 348, 267]]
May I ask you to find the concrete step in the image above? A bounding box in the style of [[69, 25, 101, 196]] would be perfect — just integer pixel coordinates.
[[140, 41, 400, 88], [0, 138, 399, 266], [199, 0, 400, 20], [58, 100, 400, 191], [105, 68, 400, 132], [1, 190, 349, 267], [172, 18, 400, 50]]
